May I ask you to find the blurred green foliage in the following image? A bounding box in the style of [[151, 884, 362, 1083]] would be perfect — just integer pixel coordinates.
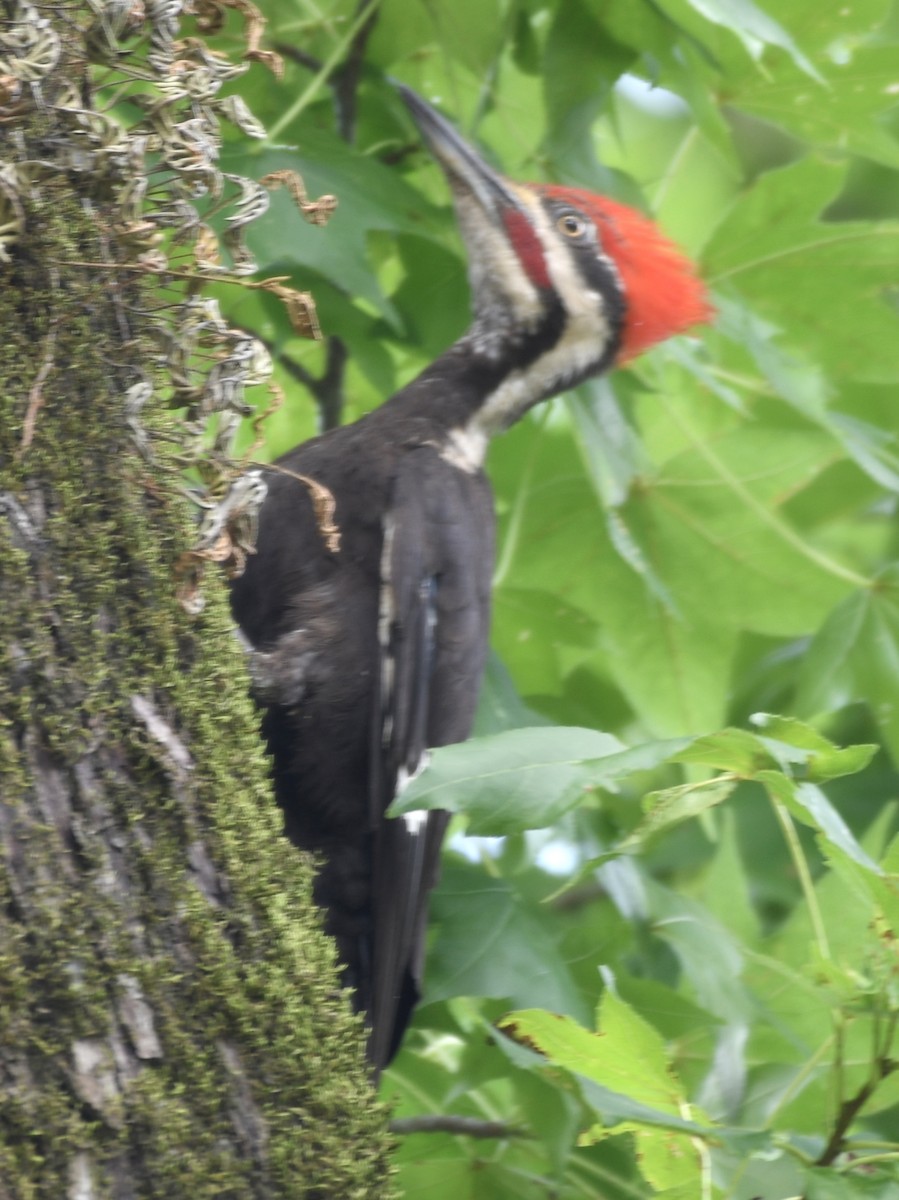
[[211, 0, 899, 1194]]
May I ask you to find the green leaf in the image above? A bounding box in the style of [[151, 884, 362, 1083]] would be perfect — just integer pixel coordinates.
[[749, 713, 878, 780], [391, 727, 686, 835], [490, 411, 751, 735], [569, 382, 647, 510], [805, 1168, 899, 1198], [498, 997, 771, 1187], [640, 419, 849, 633], [512, 1068, 583, 1179], [672, 726, 777, 774], [646, 879, 752, 1021], [733, 43, 899, 169], [783, 778, 882, 873], [426, 860, 591, 1021], [392, 234, 469, 358], [798, 567, 899, 759], [711, 298, 899, 492], [542, 0, 634, 182], [604, 597, 738, 735], [695, 808, 760, 947], [705, 158, 899, 384], [668, 721, 877, 799], [758, 768, 883, 883], [569, 381, 678, 610], [473, 653, 553, 736], [615, 973, 722, 1043], [663, 0, 822, 79], [759, 0, 893, 55], [491, 588, 598, 695], [372, 0, 507, 75], [624, 778, 737, 848], [497, 1004, 702, 1130]]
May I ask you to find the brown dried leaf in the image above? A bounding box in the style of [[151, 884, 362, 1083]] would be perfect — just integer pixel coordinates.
[[301, 194, 337, 227], [255, 277, 321, 340], [247, 380, 284, 457], [188, 0, 226, 35], [174, 532, 247, 609], [262, 170, 337, 227], [0, 74, 23, 111], [174, 556, 205, 614], [257, 464, 340, 554], [245, 48, 283, 77], [137, 250, 169, 273], [193, 223, 221, 271], [189, 0, 283, 77]]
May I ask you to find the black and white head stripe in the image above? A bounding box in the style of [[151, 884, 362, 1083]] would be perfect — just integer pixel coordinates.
[[444, 186, 627, 454]]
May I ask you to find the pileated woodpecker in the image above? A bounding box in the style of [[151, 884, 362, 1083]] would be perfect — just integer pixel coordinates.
[[230, 87, 711, 1070]]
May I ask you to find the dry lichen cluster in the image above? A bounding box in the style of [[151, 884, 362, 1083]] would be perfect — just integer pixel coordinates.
[[0, 0, 334, 604]]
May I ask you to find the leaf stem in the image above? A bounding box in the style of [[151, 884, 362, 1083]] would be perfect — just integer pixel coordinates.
[[661, 396, 871, 590], [773, 1135, 815, 1167], [651, 125, 699, 214], [762, 1032, 835, 1130], [680, 1097, 713, 1200], [767, 788, 830, 960], [815, 1075, 878, 1165], [836, 1150, 899, 1169], [706, 227, 896, 287]]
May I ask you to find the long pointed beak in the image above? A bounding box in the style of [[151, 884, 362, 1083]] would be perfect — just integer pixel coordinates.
[[398, 85, 522, 220]]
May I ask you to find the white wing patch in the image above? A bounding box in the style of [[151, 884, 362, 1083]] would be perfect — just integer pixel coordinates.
[[438, 425, 490, 473], [397, 748, 432, 796], [401, 808, 429, 837]]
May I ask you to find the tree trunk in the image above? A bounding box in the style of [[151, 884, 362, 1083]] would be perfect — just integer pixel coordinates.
[[0, 3, 393, 1196]]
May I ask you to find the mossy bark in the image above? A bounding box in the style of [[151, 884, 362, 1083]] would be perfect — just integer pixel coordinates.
[[0, 7, 394, 1198]]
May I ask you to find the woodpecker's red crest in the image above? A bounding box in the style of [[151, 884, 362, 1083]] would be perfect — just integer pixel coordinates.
[[537, 186, 713, 363]]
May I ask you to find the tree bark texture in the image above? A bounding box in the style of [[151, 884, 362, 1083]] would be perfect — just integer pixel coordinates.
[[0, 4, 394, 1197]]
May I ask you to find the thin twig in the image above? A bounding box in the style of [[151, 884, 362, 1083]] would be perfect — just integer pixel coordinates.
[[259, 335, 346, 432], [332, 0, 379, 142], [264, 0, 380, 141], [272, 350, 316, 391], [550, 878, 607, 912], [815, 1057, 897, 1166], [389, 1115, 530, 1139], [317, 336, 347, 432], [272, 43, 323, 74], [815, 1079, 878, 1166]]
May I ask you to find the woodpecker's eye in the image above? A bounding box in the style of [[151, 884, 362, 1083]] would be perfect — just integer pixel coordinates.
[[557, 212, 588, 239]]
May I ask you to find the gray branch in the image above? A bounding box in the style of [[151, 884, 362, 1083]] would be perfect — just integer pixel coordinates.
[[390, 1115, 529, 1139]]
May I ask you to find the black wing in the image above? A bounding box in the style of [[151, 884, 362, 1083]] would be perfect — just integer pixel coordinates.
[[367, 446, 493, 1068]]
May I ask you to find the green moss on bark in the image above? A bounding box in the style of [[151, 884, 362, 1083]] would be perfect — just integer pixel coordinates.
[[0, 6, 394, 1197]]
